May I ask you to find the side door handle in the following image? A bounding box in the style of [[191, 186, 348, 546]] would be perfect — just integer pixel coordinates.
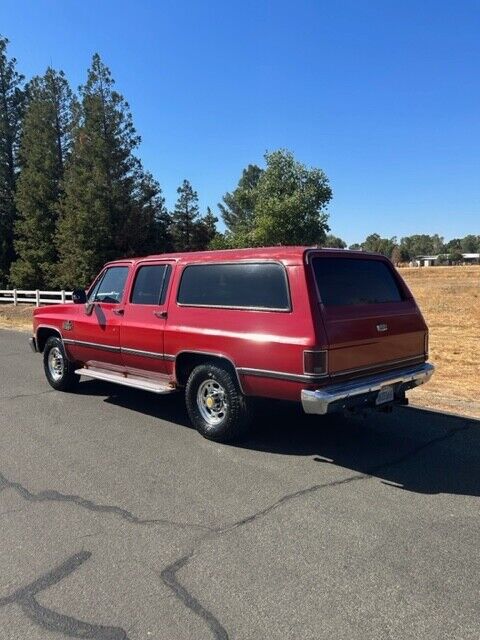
[[154, 310, 168, 319], [113, 308, 125, 316]]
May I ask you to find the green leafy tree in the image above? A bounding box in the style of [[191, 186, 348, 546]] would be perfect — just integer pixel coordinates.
[[219, 164, 262, 242], [55, 54, 144, 286], [460, 235, 480, 253], [448, 251, 463, 264], [252, 150, 331, 246], [0, 35, 25, 284], [361, 233, 397, 257], [444, 237, 462, 254], [323, 234, 346, 248], [170, 180, 200, 251], [11, 69, 74, 287], [399, 234, 445, 261]]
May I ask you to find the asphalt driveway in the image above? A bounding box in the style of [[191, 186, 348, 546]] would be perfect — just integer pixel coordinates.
[[0, 328, 479, 639]]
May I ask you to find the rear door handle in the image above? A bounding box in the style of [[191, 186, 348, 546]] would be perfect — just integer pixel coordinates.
[[113, 308, 124, 316], [154, 310, 168, 319]]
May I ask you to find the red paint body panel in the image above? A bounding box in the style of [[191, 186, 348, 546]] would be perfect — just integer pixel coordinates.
[[32, 247, 429, 404]]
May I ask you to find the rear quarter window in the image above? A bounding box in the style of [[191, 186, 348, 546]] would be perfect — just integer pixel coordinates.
[[177, 262, 290, 310], [312, 257, 404, 305]]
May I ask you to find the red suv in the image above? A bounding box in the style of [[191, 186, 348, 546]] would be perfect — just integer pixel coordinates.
[[30, 247, 434, 442]]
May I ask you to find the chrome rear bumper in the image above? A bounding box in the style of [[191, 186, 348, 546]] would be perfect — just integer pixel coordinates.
[[301, 362, 434, 415]]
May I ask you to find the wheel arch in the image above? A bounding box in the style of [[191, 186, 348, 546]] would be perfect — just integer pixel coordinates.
[[36, 325, 63, 353], [174, 351, 245, 393]]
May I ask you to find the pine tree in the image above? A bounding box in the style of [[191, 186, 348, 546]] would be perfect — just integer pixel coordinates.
[[0, 36, 25, 285], [10, 69, 74, 287], [130, 170, 172, 255], [55, 54, 141, 286], [170, 179, 200, 251], [192, 206, 218, 250]]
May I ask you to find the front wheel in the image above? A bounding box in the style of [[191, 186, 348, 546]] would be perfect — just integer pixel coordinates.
[[43, 336, 79, 392], [185, 363, 251, 442]]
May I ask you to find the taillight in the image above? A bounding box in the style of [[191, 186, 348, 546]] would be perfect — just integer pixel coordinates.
[[304, 350, 328, 376], [424, 331, 429, 358]]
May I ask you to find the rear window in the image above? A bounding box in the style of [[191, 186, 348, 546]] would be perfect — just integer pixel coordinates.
[[312, 258, 404, 305], [177, 263, 290, 310]]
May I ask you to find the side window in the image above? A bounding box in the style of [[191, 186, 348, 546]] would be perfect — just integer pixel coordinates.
[[91, 266, 129, 304], [130, 264, 172, 305], [177, 263, 290, 310]]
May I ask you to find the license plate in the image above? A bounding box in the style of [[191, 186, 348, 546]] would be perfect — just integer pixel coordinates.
[[376, 385, 394, 406]]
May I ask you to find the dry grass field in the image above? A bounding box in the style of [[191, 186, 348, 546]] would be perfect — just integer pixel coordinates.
[[400, 265, 480, 418], [0, 303, 36, 330], [1, 265, 479, 417]]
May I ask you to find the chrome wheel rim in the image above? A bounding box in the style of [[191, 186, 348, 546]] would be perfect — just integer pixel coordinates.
[[48, 346, 64, 381], [197, 379, 227, 426]]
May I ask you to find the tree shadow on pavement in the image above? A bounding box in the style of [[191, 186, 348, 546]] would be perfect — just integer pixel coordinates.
[[239, 401, 480, 498], [76, 379, 480, 498]]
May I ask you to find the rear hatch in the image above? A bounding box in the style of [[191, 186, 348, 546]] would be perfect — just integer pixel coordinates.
[[309, 252, 427, 379]]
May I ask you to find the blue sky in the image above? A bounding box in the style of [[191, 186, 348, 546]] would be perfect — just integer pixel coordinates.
[[1, 0, 479, 244]]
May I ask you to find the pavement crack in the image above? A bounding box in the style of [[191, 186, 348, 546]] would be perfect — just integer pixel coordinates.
[[0, 507, 27, 518], [0, 470, 214, 531], [160, 552, 229, 640], [0, 550, 128, 639], [221, 422, 475, 533], [156, 422, 476, 639], [219, 472, 366, 533], [2, 389, 54, 401], [369, 423, 475, 475]]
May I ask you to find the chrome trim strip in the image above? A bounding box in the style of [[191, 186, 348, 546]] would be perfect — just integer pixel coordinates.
[[236, 367, 328, 383], [64, 338, 120, 353], [176, 303, 291, 312], [63, 339, 176, 362], [176, 261, 292, 313], [330, 355, 424, 378], [301, 362, 435, 415], [121, 346, 164, 359]]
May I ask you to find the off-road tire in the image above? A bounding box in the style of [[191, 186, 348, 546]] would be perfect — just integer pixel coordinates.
[[185, 363, 251, 442]]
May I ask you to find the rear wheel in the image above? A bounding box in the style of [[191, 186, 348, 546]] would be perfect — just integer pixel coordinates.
[[185, 363, 251, 442], [43, 336, 79, 392]]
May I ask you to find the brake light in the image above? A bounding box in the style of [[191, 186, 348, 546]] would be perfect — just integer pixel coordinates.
[[304, 350, 328, 375], [424, 331, 429, 358]]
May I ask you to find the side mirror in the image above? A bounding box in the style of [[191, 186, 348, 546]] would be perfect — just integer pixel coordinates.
[[72, 288, 87, 304]]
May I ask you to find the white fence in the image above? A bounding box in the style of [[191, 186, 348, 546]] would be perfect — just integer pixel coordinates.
[[0, 289, 73, 306]]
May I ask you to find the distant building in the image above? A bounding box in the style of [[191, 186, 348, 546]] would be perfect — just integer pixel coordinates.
[[462, 253, 480, 264], [414, 253, 480, 266], [414, 255, 440, 267]]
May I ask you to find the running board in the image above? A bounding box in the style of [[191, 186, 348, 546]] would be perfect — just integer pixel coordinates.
[[75, 367, 176, 394]]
